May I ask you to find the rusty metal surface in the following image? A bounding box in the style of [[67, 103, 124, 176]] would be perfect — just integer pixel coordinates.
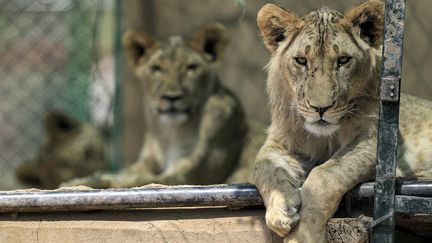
[[395, 196, 432, 214], [373, 0, 406, 242], [352, 181, 432, 198], [0, 184, 263, 213], [380, 77, 400, 102], [1, 182, 432, 213]]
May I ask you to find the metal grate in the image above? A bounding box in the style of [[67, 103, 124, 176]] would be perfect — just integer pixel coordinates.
[[0, 0, 120, 189]]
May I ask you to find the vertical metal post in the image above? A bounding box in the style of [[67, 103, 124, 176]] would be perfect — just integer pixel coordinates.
[[65, 1, 92, 120], [112, 0, 123, 170], [372, 0, 406, 242]]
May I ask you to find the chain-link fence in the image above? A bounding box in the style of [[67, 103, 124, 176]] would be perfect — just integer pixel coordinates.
[[1, 0, 431, 190], [0, 0, 120, 189]]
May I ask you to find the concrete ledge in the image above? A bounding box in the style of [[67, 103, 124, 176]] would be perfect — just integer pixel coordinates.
[[0, 208, 283, 243], [5, 207, 427, 243]]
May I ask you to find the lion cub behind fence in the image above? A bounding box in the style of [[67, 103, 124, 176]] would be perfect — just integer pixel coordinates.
[[16, 110, 109, 189], [253, 0, 432, 242], [63, 23, 265, 188]]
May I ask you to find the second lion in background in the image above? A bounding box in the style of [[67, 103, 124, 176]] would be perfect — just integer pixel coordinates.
[[63, 23, 265, 188]]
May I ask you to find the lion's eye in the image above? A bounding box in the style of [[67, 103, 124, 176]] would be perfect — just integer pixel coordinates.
[[186, 63, 199, 71], [150, 64, 162, 72], [294, 57, 307, 66], [337, 56, 351, 66]]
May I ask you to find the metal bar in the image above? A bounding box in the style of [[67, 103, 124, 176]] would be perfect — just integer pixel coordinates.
[[1, 182, 432, 213], [373, 0, 406, 242], [111, 0, 123, 171], [65, 1, 92, 120], [396, 196, 432, 214], [352, 180, 432, 198], [0, 184, 263, 213]]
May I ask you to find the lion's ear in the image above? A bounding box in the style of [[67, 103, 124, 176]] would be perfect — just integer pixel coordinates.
[[45, 110, 80, 140], [123, 31, 157, 67], [345, 0, 385, 48], [190, 23, 228, 62], [257, 4, 301, 53]]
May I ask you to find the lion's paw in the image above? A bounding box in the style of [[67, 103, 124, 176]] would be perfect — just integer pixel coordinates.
[[283, 216, 328, 243], [60, 174, 109, 188], [265, 204, 300, 237], [60, 178, 87, 187]]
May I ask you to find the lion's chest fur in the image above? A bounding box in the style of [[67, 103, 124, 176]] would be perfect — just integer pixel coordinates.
[[161, 126, 198, 173], [146, 117, 200, 173], [287, 133, 344, 173], [275, 111, 363, 172]]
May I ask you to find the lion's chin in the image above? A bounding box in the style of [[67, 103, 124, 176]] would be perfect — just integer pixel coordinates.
[[304, 121, 340, 137], [159, 112, 189, 124], [156, 106, 191, 124]]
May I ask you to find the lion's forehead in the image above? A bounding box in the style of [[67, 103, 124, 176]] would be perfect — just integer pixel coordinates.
[[301, 7, 344, 25], [148, 37, 202, 67], [296, 7, 351, 53]]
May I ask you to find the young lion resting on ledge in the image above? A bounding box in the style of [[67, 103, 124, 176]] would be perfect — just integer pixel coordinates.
[[16, 110, 109, 189], [63, 23, 264, 188], [253, 1, 432, 242]]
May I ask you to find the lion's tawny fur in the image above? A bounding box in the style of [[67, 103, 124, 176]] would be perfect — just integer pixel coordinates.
[[254, 1, 432, 242], [63, 23, 264, 188], [16, 111, 109, 189]]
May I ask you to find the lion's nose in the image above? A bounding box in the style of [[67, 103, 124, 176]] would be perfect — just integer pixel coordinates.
[[161, 94, 183, 102], [310, 104, 332, 117]]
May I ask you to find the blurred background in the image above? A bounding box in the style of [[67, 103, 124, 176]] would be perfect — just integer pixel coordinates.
[[0, 0, 431, 190]]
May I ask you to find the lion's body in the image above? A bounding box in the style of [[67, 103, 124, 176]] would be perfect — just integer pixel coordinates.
[[63, 24, 264, 188], [254, 1, 432, 242], [397, 95, 432, 178], [16, 111, 109, 189]]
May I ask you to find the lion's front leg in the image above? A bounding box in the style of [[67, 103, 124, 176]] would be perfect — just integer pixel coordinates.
[[283, 167, 340, 243], [61, 157, 159, 188], [285, 133, 377, 243], [254, 142, 306, 237], [264, 185, 302, 237], [60, 171, 112, 188]]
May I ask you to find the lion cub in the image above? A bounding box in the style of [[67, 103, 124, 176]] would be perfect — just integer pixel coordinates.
[[254, 1, 432, 242], [63, 23, 264, 188], [16, 110, 109, 189]]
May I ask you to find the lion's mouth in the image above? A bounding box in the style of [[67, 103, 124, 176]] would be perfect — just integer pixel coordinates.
[[304, 119, 340, 136], [157, 106, 191, 115], [316, 119, 330, 126]]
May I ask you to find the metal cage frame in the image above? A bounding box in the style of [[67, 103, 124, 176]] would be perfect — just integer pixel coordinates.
[[372, 0, 432, 242]]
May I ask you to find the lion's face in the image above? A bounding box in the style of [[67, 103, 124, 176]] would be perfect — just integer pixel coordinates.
[[123, 24, 227, 124], [16, 111, 109, 189], [136, 41, 214, 123], [258, 1, 384, 136]]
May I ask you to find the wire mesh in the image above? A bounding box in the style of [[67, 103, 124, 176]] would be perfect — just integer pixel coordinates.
[[0, 0, 118, 189], [0, 0, 431, 190]]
